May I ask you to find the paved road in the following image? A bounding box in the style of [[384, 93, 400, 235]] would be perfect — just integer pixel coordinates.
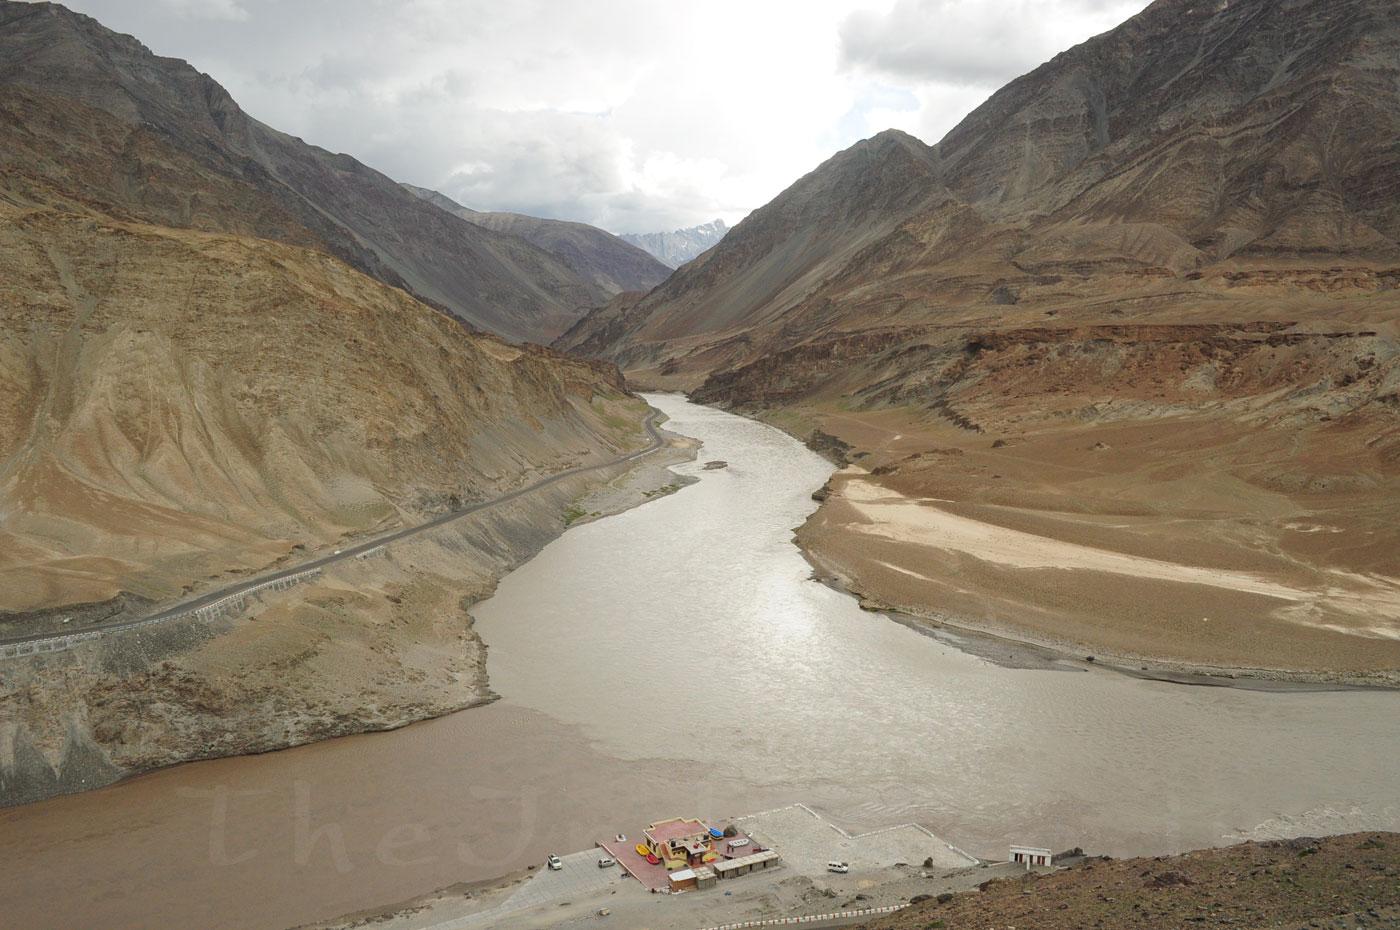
[[1, 410, 666, 650]]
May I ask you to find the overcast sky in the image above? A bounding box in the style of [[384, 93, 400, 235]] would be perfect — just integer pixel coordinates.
[[59, 0, 1149, 234]]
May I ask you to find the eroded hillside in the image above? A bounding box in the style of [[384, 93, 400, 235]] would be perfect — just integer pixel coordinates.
[[0, 205, 644, 622]]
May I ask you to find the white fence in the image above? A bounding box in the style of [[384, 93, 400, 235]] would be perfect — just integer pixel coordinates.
[[700, 903, 907, 930], [0, 567, 323, 661]]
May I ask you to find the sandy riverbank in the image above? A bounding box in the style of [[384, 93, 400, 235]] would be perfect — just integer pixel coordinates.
[[796, 466, 1400, 688]]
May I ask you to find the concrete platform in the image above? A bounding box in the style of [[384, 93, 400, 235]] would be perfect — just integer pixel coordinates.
[[597, 835, 672, 891], [733, 803, 977, 877]]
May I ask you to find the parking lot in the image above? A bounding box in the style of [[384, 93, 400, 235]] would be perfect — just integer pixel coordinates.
[[437, 850, 626, 928], [734, 804, 977, 877]]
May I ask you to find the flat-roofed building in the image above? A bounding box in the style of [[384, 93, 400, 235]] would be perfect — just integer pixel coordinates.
[[694, 865, 717, 890], [668, 868, 698, 891], [1010, 844, 1052, 869], [644, 818, 715, 867], [712, 848, 781, 879]]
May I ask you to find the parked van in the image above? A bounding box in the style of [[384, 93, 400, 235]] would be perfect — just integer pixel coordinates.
[[827, 861, 850, 874]]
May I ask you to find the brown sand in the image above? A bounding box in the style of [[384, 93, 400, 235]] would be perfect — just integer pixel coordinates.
[[792, 406, 1400, 684]]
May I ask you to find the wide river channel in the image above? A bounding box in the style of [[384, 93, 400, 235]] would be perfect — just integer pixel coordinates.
[[3, 394, 1397, 930]]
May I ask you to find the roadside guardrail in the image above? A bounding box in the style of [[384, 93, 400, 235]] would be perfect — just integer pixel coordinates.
[[700, 903, 908, 929], [0, 567, 323, 661]]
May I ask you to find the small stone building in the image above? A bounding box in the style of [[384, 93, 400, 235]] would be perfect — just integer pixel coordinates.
[[712, 848, 780, 879]]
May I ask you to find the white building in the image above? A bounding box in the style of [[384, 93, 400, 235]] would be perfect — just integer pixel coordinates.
[[1009, 845, 1052, 869]]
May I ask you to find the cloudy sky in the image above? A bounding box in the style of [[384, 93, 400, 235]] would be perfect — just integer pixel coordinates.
[[60, 0, 1149, 234]]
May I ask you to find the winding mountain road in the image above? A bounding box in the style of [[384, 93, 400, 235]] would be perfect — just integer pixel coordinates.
[[1, 409, 666, 652]]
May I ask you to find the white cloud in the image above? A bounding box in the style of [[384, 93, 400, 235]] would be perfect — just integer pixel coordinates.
[[149, 0, 248, 21], [58, 0, 1148, 233], [839, 0, 1148, 86]]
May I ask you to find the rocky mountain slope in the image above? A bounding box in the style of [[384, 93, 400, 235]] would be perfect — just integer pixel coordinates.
[[564, 0, 1400, 375], [620, 218, 729, 267], [0, 3, 678, 804], [0, 1, 612, 342], [559, 0, 1400, 679], [402, 184, 671, 296], [862, 833, 1399, 930], [555, 132, 939, 366]]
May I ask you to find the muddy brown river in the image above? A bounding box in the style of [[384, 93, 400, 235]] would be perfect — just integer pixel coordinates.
[[2, 395, 1397, 930]]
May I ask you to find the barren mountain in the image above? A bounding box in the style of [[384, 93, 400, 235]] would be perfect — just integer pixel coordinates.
[[555, 131, 940, 366], [559, 0, 1400, 680], [0, 3, 678, 803], [0, 1, 611, 342], [621, 218, 729, 267], [402, 184, 671, 296]]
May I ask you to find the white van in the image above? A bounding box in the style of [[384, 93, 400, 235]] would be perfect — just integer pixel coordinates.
[[826, 861, 849, 874]]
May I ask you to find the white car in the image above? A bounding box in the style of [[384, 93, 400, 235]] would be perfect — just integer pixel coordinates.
[[826, 861, 850, 874], [597, 857, 616, 869], [547, 854, 563, 871]]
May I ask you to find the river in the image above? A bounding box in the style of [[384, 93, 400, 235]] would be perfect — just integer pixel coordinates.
[[1, 394, 1396, 930]]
